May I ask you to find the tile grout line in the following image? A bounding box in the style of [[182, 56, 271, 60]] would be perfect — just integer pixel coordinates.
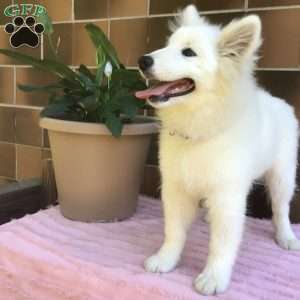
[[0, 65, 33, 68], [0, 175, 16, 181], [51, 18, 107, 24], [147, 0, 150, 16], [41, 34, 44, 60], [0, 103, 43, 110], [107, 0, 111, 38], [13, 66, 16, 105], [71, 0, 75, 21], [41, 128, 45, 149], [247, 5, 300, 11], [15, 141, 18, 181], [108, 19, 111, 38], [0, 140, 50, 150], [14, 106, 17, 180], [256, 67, 300, 71], [199, 8, 244, 15]]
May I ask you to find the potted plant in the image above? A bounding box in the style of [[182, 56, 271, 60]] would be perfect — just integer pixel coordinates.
[[0, 19, 157, 222]]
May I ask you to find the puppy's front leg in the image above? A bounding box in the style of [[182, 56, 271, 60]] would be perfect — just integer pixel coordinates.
[[194, 187, 247, 295], [145, 181, 198, 273]]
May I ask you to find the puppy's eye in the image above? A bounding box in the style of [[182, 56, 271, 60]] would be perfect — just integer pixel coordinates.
[[182, 48, 197, 57]]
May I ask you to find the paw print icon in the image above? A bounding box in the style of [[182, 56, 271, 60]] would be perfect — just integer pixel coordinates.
[[4, 16, 44, 48]]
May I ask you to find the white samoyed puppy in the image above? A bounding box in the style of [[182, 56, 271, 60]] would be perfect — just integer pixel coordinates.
[[135, 5, 300, 295]]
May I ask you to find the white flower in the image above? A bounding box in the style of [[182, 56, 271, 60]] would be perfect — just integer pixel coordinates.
[[104, 61, 112, 78]]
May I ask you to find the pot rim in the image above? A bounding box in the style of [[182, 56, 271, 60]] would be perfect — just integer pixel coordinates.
[[40, 116, 159, 136]]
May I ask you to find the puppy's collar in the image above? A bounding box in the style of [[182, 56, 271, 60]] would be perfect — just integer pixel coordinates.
[[160, 125, 194, 141], [168, 129, 191, 140]]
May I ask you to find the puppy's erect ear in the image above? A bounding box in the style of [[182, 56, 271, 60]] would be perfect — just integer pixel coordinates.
[[218, 15, 262, 61], [169, 5, 205, 31], [181, 5, 201, 25]]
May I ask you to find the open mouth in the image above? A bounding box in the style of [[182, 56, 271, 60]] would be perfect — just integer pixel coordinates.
[[135, 78, 195, 103]]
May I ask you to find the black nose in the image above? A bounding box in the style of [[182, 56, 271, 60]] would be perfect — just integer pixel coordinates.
[[138, 55, 154, 71]]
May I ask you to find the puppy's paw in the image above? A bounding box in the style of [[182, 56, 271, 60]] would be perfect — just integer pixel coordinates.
[[276, 236, 300, 250], [194, 269, 230, 295], [144, 254, 178, 273]]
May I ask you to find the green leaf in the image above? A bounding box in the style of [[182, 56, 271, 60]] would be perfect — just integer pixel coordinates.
[[78, 65, 95, 81], [112, 68, 141, 80], [77, 72, 97, 91], [59, 78, 81, 90], [49, 94, 74, 104], [37, 12, 61, 60], [85, 23, 121, 69], [18, 82, 62, 93], [36, 12, 53, 35], [96, 50, 106, 67], [111, 68, 146, 90], [119, 95, 139, 119], [0, 49, 79, 82], [41, 102, 72, 119], [96, 62, 106, 85], [79, 95, 98, 112], [105, 113, 123, 137]]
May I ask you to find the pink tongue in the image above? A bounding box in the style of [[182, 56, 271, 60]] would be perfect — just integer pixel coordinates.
[[135, 79, 186, 100]]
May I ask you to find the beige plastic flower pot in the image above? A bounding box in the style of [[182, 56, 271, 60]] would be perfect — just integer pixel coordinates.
[[40, 117, 158, 222]]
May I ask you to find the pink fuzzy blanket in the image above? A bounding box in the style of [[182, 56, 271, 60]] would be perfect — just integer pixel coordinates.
[[0, 196, 299, 300]]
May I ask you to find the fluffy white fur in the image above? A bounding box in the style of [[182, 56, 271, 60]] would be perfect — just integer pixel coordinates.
[[142, 5, 300, 295]]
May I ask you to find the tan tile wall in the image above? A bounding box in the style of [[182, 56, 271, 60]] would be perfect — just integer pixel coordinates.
[[0, 0, 299, 194]]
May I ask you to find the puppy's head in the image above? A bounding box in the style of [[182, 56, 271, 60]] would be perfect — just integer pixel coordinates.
[[136, 5, 261, 109]]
